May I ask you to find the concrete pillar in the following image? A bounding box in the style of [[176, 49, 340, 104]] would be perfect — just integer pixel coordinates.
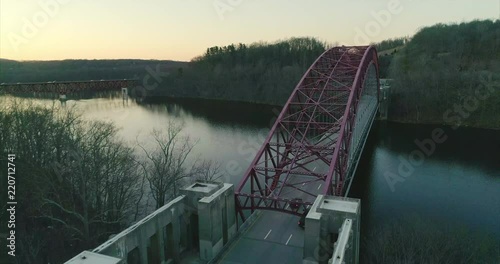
[[303, 195, 361, 264], [331, 219, 354, 264], [122, 88, 128, 101], [379, 79, 391, 120], [181, 182, 236, 263], [171, 207, 182, 262]]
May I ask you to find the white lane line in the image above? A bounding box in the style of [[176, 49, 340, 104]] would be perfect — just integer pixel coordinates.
[[264, 229, 272, 240], [313, 167, 317, 172], [286, 204, 290, 209], [286, 234, 293, 245], [317, 183, 322, 190]]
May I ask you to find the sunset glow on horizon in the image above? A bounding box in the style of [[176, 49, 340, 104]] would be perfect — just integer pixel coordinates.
[[1, 0, 498, 61]]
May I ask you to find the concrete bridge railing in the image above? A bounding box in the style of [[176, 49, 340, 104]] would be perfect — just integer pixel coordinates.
[[65, 182, 236, 264], [303, 195, 361, 264]]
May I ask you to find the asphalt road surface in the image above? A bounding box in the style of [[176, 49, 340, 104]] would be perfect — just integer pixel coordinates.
[[217, 210, 304, 264], [219, 170, 325, 264]]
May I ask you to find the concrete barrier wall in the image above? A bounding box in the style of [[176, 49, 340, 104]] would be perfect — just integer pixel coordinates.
[[92, 196, 187, 264], [303, 195, 361, 264], [67, 182, 236, 264], [194, 183, 236, 261]]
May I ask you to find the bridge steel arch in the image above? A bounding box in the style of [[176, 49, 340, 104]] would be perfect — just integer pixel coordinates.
[[235, 46, 380, 221]]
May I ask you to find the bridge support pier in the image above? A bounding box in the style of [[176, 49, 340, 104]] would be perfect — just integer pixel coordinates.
[[122, 87, 128, 101], [303, 195, 360, 264], [181, 182, 236, 263], [59, 94, 67, 106]]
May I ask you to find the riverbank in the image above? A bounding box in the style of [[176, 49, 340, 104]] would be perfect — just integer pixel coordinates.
[[143, 95, 500, 130]]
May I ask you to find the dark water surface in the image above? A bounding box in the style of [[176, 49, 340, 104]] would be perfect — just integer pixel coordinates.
[[349, 121, 500, 248]]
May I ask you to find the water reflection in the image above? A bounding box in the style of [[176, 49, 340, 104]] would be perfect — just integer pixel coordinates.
[[350, 121, 500, 243]]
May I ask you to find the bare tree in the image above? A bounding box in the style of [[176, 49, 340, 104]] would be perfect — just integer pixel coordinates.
[[0, 101, 145, 261], [192, 159, 223, 183], [40, 120, 143, 248], [16, 229, 45, 264], [132, 171, 150, 222], [138, 121, 197, 209], [364, 216, 500, 263]]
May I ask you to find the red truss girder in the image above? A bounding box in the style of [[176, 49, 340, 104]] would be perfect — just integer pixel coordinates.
[[0, 79, 137, 94], [235, 46, 379, 220]]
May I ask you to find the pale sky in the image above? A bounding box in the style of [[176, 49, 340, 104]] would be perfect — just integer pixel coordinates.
[[1, 0, 498, 61]]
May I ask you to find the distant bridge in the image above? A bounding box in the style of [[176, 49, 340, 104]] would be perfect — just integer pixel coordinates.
[[0, 79, 137, 94]]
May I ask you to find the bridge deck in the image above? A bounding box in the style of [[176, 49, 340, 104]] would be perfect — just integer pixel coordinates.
[[217, 211, 304, 264], [219, 158, 325, 263]]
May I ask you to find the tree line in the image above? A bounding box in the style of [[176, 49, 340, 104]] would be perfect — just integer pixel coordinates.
[[375, 37, 409, 78], [146, 37, 329, 105], [386, 20, 500, 128], [0, 100, 220, 263], [364, 215, 499, 263]]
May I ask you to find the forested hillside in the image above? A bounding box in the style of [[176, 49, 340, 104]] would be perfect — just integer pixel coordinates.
[[387, 20, 500, 128], [149, 37, 327, 105], [375, 37, 408, 78]]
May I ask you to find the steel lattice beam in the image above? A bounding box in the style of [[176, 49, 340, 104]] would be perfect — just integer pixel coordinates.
[[0, 79, 137, 94], [235, 46, 380, 221]]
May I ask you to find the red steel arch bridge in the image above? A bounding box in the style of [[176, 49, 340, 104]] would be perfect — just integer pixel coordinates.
[[235, 45, 380, 221]]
